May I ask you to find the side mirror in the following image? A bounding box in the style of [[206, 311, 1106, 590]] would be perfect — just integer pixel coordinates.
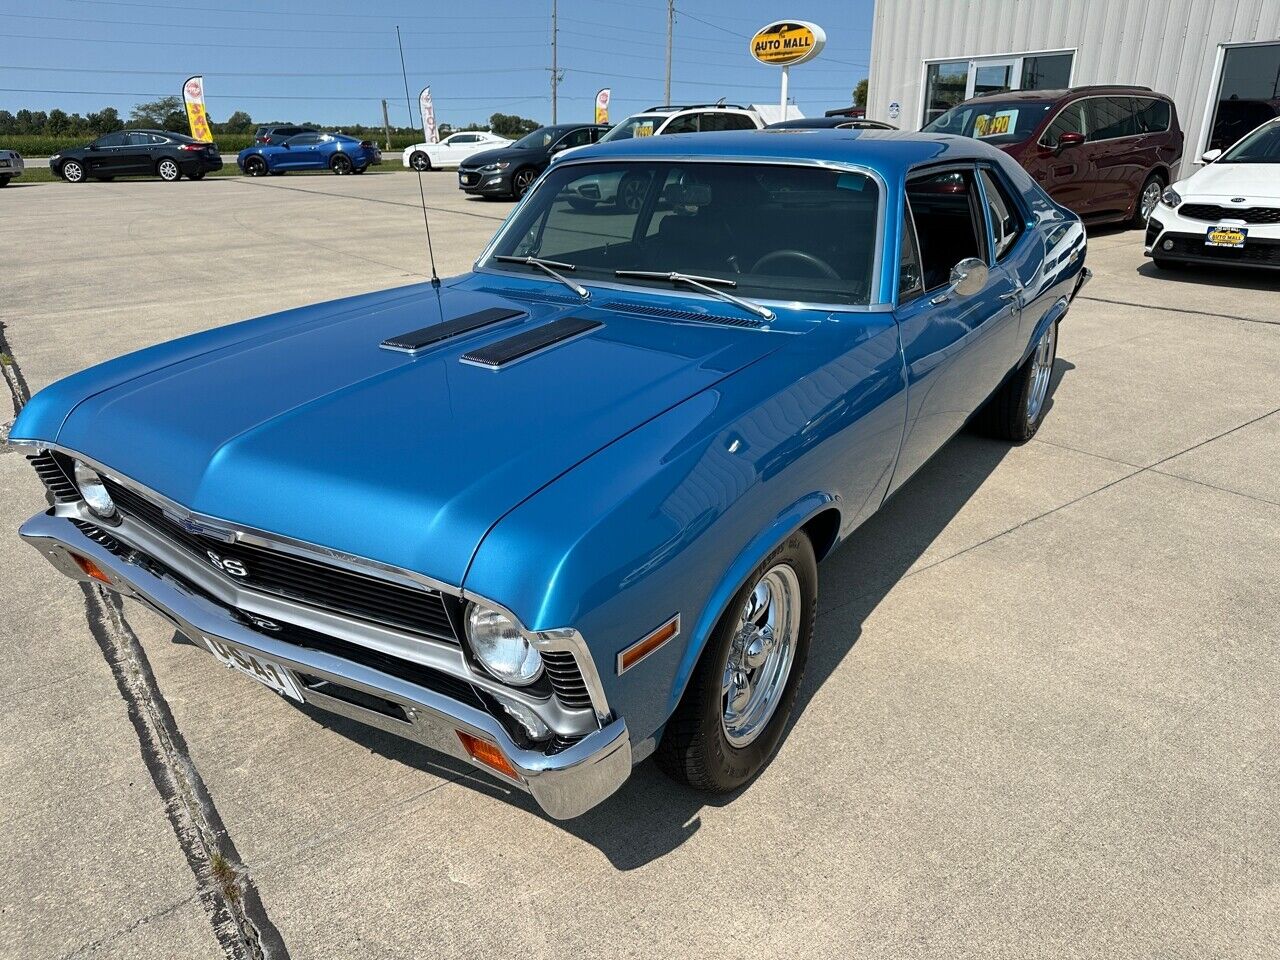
[[949, 257, 989, 297], [281, 141, 290, 149], [1200, 148, 1222, 163], [1055, 131, 1085, 153]]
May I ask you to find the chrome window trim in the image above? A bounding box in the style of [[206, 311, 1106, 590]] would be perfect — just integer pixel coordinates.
[[30, 442, 463, 598], [474, 154, 890, 308]]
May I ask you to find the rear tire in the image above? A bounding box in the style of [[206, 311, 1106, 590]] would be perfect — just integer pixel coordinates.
[[409, 151, 431, 171], [1133, 172, 1164, 227], [977, 319, 1059, 443], [330, 154, 353, 175], [157, 158, 181, 182], [656, 532, 816, 792], [188, 170, 206, 181]]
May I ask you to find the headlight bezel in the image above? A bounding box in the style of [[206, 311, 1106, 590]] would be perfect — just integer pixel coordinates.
[[1161, 186, 1182, 209], [464, 602, 543, 687], [479, 161, 510, 173], [73, 460, 119, 522]]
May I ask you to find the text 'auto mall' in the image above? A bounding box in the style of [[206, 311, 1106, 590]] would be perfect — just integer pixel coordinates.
[[867, 0, 1280, 176]]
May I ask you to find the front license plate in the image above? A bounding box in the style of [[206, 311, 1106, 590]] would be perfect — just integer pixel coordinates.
[[1206, 225, 1247, 247], [204, 635, 304, 702]]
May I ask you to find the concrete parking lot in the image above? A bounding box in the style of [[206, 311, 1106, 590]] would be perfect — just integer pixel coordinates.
[[2, 173, 1277, 960]]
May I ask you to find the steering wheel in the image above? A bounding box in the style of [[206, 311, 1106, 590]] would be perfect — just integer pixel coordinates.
[[751, 249, 841, 280]]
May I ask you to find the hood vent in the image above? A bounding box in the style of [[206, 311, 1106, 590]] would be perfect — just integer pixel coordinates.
[[380, 306, 524, 354], [601, 299, 765, 329], [461, 316, 602, 369], [476, 286, 587, 307]]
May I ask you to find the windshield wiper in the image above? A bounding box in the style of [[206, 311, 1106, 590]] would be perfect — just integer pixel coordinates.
[[614, 270, 775, 322], [495, 255, 589, 299]]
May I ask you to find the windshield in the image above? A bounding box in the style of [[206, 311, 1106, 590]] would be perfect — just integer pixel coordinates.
[[599, 116, 661, 142], [1220, 122, 1280, 163], [513, 127, 557, 150], [483, 160, 880, 306], [923, 101, 1052, 144]]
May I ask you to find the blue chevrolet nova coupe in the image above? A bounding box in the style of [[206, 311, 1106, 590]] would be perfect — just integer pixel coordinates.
[[11, 131, 1088, 819]]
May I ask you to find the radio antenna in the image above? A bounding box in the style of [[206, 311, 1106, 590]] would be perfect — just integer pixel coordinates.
[[396, 25, 441, 289]]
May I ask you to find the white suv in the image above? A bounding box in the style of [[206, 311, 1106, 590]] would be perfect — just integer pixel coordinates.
[[558, 104, 766, 211]]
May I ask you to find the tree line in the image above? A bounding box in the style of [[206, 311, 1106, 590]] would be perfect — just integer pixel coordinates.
[[0, 97, 542, 140]]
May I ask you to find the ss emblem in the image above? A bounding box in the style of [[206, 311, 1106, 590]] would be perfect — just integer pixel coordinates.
[[207, 550, 248, 578]]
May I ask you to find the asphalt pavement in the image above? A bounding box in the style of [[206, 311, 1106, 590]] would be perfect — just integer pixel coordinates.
[[1, 172, 1277, 960]]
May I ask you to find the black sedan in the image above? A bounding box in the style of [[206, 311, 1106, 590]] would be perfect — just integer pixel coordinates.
[[51, 130, 223, 183], [458, 123, 609, 199]]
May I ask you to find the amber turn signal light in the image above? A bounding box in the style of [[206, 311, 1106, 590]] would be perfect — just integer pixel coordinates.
[[70, 552, 112, 584], [456, 731, 520, 781], [616, 614, 680, 675]]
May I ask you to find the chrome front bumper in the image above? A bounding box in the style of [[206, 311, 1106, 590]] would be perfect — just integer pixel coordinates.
[[19, 510, 632, 820]]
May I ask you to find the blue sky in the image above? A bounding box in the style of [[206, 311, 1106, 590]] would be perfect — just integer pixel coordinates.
[[2, 0, 875, 128]]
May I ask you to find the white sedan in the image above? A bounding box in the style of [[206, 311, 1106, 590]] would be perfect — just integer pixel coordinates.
[[401, 132, 511, 171], [1146, 117, 1280, 272]]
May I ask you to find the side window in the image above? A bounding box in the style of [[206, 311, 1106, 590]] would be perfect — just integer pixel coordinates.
[[557, 128, 594, 150], [125, 132, 152, 146], [1042, 103, 1085, 146], [1134, 98, 1171, 134], [149, 134, 171, 145], [898, 202, 925, 304], [662, 114, 699, 134], [722, 113, 760, 131], [96, 132, 127, 148], [454, 134, 477, 144], [1085, 97, 1138, 141], [288, 134, 319, 146], [978, 168, 1024, 261], [904, 169, 986, 292]]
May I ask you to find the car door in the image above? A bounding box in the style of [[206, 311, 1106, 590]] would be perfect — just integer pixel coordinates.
[[1035, 102, 1092, 215], [282, 133, 320, 169], [1083, 97, 1142, 217], [433, 134, 467, 167], [890, 166, 1022, 492], [84, 132, 127, 175]]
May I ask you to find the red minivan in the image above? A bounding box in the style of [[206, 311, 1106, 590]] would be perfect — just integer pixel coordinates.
[[922, 85, 1183, 227]]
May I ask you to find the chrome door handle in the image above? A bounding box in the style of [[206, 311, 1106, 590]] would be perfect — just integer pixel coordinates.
[[998, 290, 1021, 301], [930, 293, 951, 305]]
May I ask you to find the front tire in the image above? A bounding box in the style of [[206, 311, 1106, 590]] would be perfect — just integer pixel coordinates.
[[0, 176, 10, 187], [978, 319, 1059, 442], [60, 159, 85, 183], [656, 531, 816, 792], [330, 154, 353, 175], [157, 158, 181, 182], [243, 156, 268, 176], [511, 167, 537, 198], [409, 151, 431, 172]]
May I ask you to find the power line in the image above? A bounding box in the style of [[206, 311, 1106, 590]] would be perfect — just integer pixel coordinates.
[[64, 0, 544, 21], [0, 86, 546, 104], [0, 64, 548, 79]]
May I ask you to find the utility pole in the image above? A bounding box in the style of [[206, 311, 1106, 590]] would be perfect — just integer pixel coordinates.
[[664, 0, 674, 105], [551, 0, 558, 123], [380, 98, 391, 152]]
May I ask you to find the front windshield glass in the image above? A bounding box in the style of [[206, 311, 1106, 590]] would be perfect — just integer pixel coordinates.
[[513, 128, 556, 150], [483, 161, 880, 306], [599, 116, 661, 142], [1220, 122, 1280, 163], [923, 101, 1052, 145]]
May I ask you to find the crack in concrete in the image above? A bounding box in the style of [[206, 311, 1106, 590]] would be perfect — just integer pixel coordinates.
[[3, 331, 290, 960], [1079, 294, 1280, 328]]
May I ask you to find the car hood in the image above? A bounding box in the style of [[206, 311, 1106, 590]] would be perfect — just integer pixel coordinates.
[[47, 279, 782, 586], [1181, 162, 1280, 201], [461, 145, 542, 168]]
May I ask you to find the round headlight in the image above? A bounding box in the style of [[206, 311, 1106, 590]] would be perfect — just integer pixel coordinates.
[[73, 461, 118, 520], [465, 604, 542, 686]]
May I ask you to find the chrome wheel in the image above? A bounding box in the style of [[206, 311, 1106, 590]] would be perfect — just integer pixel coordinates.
[[1139, 179, 1162, 220], [158, 159, 180, 181], [721, 563, 801, 748], [1026, 322, 1058, 425], [62, 160, 84, 183]]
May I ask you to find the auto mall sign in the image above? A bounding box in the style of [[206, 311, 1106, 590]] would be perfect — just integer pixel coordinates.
[[749, 20, 826, 116]]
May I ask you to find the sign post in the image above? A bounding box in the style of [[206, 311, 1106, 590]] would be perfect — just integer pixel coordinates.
[[749, 20, 826, 120]]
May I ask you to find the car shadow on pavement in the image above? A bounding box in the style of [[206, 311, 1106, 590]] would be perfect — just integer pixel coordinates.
[[284, 359, 1072, 869], [1135, 261, 1280, 291]]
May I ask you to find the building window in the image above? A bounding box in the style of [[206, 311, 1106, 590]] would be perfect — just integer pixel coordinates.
[[1020, 54, 1073, 90], [1208, 43, 1280, 152], [924, 61, 968, 125]]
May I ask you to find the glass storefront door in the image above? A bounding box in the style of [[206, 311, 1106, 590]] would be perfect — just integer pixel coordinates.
[[970, 60, 1017, 98], [1208, 43, 1280, 152], [922, 51, 1075, 127]]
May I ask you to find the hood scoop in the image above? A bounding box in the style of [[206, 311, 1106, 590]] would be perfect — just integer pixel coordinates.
[[461, 316, 602, 369], [380, 306, 524, 354]]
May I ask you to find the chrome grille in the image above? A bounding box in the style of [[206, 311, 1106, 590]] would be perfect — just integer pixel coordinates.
[[99, 477, 462, 643], [28, 452, 79, 503], [542, 650, 593, 710], [1179, 204, 1280, 224]]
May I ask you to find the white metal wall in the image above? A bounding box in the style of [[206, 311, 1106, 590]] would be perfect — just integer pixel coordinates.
[[867, 0, 1280, 176]]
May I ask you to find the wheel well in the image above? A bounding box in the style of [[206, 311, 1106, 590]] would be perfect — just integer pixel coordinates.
[[1151, 166, 1170, 185], [801, 507, 841, 562]]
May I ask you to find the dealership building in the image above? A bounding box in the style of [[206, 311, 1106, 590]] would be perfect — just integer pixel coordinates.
[[866, 0, 1280, 176]]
